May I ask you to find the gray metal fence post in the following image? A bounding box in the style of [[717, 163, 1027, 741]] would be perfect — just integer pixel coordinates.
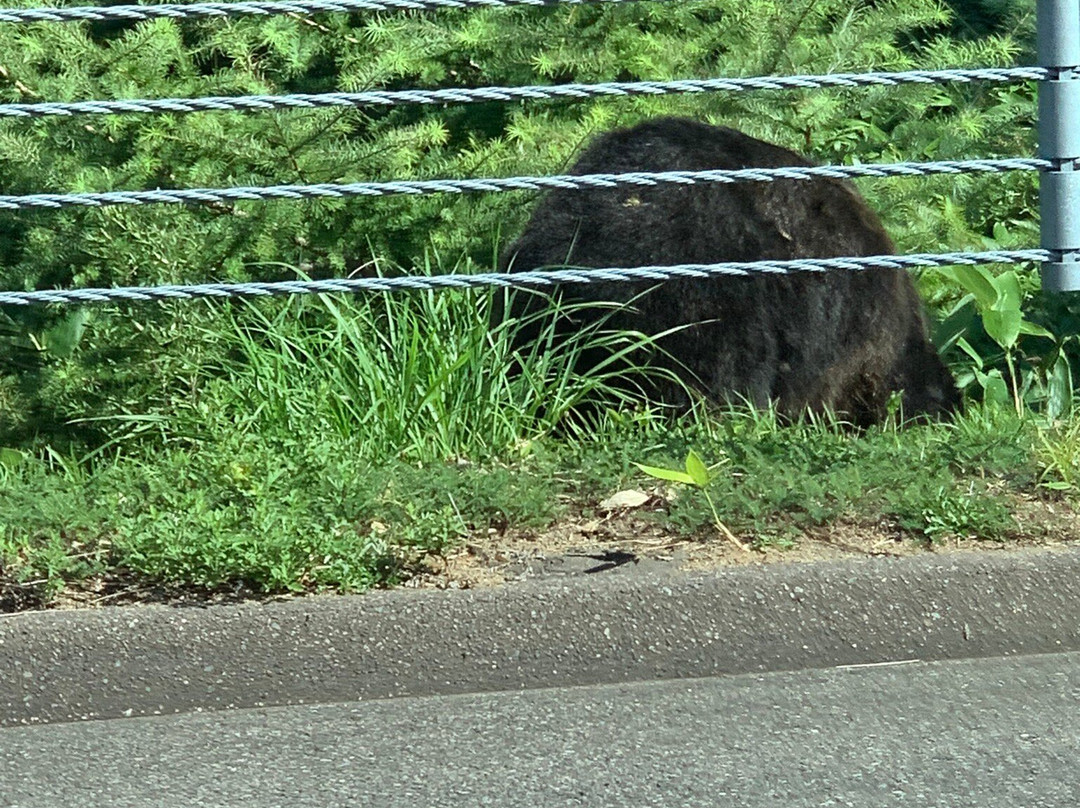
[[1039, 0, 1080, 291]]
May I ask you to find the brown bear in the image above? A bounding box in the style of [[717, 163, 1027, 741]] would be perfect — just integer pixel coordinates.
[[496, 117, 960, 425]]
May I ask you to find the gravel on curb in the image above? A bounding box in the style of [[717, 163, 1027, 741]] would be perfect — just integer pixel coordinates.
[[3, 546, 1080, 726]]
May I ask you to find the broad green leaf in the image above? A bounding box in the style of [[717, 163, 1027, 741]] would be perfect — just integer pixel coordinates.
[[1017, 321, 1055, 339], [0, 447, 24, 471], [42, 309, 90, 359], [633, 462, 695, 485], [955, 336, 985, 369], [1048, 354, 1073, 421], [952, 369, 977, 391], [989, 270, 1022, 314], [1041, 480, 1074, 491], [974, 368, 1011, 406], [932, 297, 977, 352], [948, 265, 998, 309], [981, 308, 1022, 351], [935, 266, 959, 284], [684, 450, 711, 487]]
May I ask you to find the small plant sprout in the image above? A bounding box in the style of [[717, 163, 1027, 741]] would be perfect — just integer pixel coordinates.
[[938, 265, 1056, 416], [634, 450, 751, 553]]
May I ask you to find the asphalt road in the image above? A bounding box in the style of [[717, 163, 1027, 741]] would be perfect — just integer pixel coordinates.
[[3, 650, 1080, 807], [6, 548, 1080, 726]]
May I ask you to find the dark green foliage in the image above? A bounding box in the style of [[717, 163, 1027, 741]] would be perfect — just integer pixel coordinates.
[[0, 0, 1069, 607], [942, 0, 1034, 42], [0, 0, 1038, 446]]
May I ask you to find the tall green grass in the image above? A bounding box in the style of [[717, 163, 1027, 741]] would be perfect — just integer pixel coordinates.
[[164, 255, 679, 462]]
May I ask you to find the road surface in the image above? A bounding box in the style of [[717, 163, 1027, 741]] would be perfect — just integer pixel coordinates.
[[3, 650, 1079, 807]]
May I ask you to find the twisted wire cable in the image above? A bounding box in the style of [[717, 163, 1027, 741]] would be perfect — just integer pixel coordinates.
[[0, 158, 1048, 211], [0, 250, 1049, 306], [0, 67, 1046, 118], [0, 0, 631, 24]]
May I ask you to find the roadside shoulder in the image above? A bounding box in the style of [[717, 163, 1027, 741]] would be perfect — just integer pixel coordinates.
[[4, 546, 1080, 726]]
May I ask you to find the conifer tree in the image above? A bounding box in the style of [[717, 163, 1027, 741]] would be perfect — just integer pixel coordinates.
[[0, 0, 1035, 444]]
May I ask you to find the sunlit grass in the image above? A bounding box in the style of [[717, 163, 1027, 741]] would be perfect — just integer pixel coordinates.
[[165, 255, 681, 462], [4, 396, 1076, 609], [2, 253, 1079, 610]]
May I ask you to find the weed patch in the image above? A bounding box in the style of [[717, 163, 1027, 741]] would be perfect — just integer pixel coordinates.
[[2, 401, 1076, 610]]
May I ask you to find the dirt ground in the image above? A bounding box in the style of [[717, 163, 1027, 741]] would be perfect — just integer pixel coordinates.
[[404, 489, 1080, 590]]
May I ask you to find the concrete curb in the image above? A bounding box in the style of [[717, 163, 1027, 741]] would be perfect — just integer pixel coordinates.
[[3, 547, 1080, 726]]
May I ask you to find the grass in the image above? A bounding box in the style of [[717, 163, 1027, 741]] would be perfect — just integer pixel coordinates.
[[2, 400, 1076, 610], [160, 254, 678, 462], [603, 403, 1038, 548], [2, 255, 1080, 610]]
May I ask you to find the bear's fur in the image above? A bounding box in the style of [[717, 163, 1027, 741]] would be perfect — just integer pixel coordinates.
[[496, 117, 960, 425]]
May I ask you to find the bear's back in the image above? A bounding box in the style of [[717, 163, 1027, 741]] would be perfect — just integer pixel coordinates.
[[498, 117, 959, 423]]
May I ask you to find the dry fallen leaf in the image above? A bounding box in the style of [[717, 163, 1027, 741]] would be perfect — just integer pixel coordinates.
[[598, 489, 653, 511]]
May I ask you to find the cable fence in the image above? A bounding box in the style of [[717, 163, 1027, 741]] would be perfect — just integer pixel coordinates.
[[0, 159, 1048, 211], [0, 0, 1074, 302], [0, 68, 1046, 119], [0, 0, 631, 24], [0, 251, 1051, 307]]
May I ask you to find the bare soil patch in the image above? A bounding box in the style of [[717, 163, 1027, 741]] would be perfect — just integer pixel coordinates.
[[404, 489, 1080, 590]]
